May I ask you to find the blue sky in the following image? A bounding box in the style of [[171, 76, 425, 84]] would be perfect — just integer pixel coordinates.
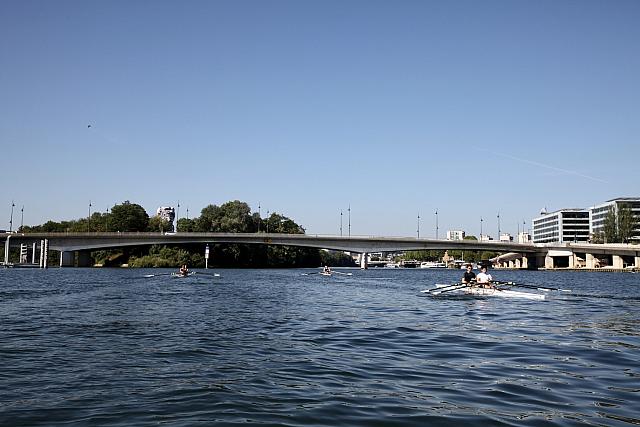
[[2, 0, 639, 237]]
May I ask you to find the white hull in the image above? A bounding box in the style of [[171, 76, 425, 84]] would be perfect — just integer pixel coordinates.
[[433, 284, 545, 300]]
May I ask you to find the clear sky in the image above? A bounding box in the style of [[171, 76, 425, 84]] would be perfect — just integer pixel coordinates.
[[1, 0, 639, 237]]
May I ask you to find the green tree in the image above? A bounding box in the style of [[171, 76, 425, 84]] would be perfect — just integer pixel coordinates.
[[148, 216, 171, 233], [176, 217, 196, 232], [617, 203, 636, 243], [603, 207, 618, 243], [109, 201, 149, 232]]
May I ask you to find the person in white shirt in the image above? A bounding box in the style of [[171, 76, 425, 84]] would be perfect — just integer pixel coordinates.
[[475, 266, 493, 288]]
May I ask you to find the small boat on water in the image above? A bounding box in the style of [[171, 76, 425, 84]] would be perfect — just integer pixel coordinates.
[[171, 271, 195, 278], [420, 261, 447, 269], [429, 283, 545, 300]]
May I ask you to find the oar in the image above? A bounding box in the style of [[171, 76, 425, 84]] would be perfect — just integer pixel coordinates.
[[143, 273, 172, 278], [333, 271, 353, 276], [196, 271, 221, 277], [421, 283, 469, 295], [301, 272, 321, 276], [495, 281, 571, 292]]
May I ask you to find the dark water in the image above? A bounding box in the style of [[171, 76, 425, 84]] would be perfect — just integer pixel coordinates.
[[1, 268, 639, 426]]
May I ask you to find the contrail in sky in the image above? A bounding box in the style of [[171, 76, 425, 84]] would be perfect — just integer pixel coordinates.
[[475, 149, 609, 184]]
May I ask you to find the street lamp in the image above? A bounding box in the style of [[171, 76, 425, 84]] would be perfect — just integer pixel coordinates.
[[417, 212, 420, 238], [88, 201, 92, 232], [9, 201, 15, 232], [20, 206, 24, 230], [257, 202, 261, 232], [435, 209, 439, 240], [340, 210, 343, 236], [348, 205, 351, 237], [176, 201, 180, 232], [480, 217, 483, 239], [497, 212, 501, 239]]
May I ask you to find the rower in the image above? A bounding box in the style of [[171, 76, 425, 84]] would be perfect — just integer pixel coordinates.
[[461, 264, 476, 284], [475, 265, 493, 288], [179, 264, 189, 277], [323, 265, 332, 274]]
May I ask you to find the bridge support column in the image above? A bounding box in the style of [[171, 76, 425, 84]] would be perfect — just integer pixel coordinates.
[[40, 239, 48, 268], [545, 254, 554, 269], [568, 254, 576, 269], [515, 258, 521, 269], [636, 256, 640, 269], [3, 235, 10, 266], [77, 251, 92, 267], [586, 253, 596, 269], [60, 251, 75, 267], [508, 260, 515, 268], [612, 255, 624, 269], [360, 252, 368, 269], [32, 242, 37, 264]]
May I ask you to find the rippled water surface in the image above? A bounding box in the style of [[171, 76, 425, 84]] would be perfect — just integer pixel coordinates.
[[1, 268, 639, 426]]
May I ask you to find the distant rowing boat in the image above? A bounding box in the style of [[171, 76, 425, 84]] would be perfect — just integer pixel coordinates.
[[171, 272, 195, 278], [428, 283, 545, 300]]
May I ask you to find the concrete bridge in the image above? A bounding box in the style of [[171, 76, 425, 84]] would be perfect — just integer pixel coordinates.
[[2, 232, 639, 270]]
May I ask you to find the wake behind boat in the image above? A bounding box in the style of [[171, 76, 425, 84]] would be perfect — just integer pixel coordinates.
[[424, 283, 545, 300]]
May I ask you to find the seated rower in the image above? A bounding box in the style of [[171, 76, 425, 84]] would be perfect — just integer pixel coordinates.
[[179, 264, 189, 277], [461, 264, 476, 284], [323, 265, 332, 274], [475, 265, 493, 288]]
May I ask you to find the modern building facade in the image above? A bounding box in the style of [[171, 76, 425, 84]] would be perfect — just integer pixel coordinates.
[[156, 206, 176, 225], [446, 230, 465, 240], [589, 197, 640, 241], [532, 209, 590, 243]]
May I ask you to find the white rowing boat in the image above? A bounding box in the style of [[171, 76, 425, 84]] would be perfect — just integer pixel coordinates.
[[430, 283, 545, 300], [171, 271, 195, 278]]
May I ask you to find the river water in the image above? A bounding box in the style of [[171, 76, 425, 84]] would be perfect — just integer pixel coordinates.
[[1, 268, 639, 426]]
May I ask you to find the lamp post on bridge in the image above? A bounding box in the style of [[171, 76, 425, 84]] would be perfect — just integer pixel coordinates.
[[435, 209, 438, 240], [497, 212, 501, 239], [417, 212, 420, 239], [176, 201, 180, 232], [9, 201, 15, 232], [480, 217, 483, 240], [348, 205, 351, 237], [20, 206, 24, 231], [340, 210, 343, 236], [88, 201, 92, 232]]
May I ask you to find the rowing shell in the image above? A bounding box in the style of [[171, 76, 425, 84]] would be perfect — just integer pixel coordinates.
[[320, 271, 332, 276], [171, 272, 195, 278], [432, 284, 545, 300]]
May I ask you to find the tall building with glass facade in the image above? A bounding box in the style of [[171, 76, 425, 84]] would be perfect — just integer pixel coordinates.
[[532, 209, 590, 244], [589, 197, 640, 241]]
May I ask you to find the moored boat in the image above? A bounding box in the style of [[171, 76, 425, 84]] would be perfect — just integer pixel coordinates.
[[420, 261, 447, 268]]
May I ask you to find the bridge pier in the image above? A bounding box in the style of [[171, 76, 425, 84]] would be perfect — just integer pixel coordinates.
[[545, 254, 554, 269], [60, 251, 75, 267], [586, 253, 596, 269], [521, 256, 528, 269], [40, 239, 48, 268], [612, 255, 624, 269], [360, 252, 368, 269], [78, 251, 93, 267], [3, 235, 10, 266]]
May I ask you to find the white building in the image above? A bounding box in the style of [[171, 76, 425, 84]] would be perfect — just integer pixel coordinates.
[[446, 230, 465, 240], [479, 234, 493, 242], [517, 232, 532, 244], [157, 206, 176, 224], [532, 208, 589, 243], [499, 233, 513, 242], [589, 197, 640, 241]]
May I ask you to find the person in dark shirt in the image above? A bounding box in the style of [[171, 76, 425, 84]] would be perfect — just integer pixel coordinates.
[[462, 264, 476, 284]]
